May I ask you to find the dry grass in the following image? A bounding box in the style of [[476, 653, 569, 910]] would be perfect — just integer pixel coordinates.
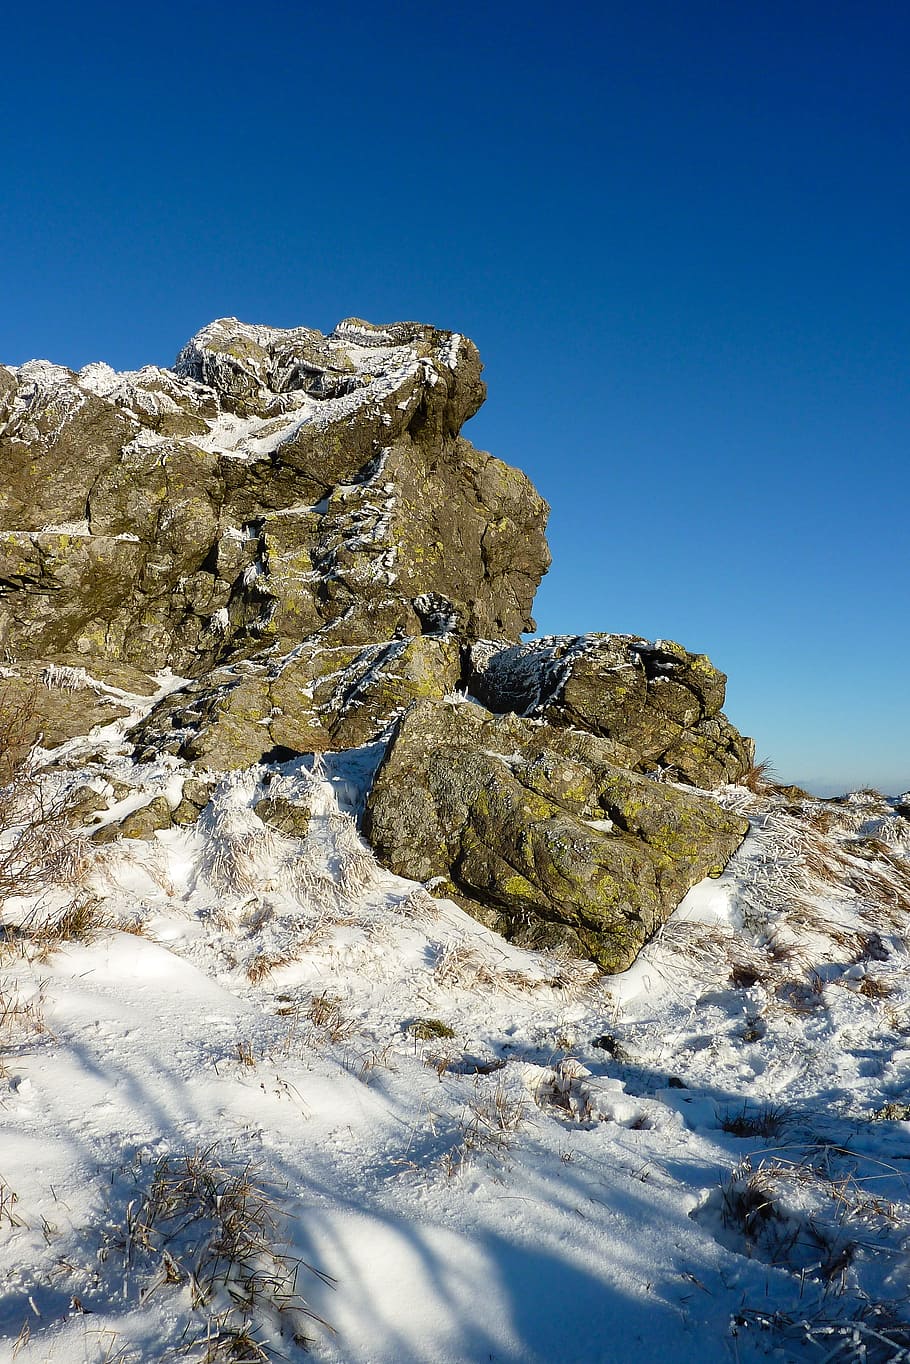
[[0, 979, 50, 1066], [655, 919, 771, 986], [733, 1304, 910, 1364], [443, 1077, 527, 1176], [289, 851, 336, 903], [304, 991, 356, 1044], [234, 1039, 257, 1068], [720, 1103, 789, 1139], [432, 938, 598, 998], [0, 1173, 23, 1228], [200, 809, 282, 897], [0, 689, 105, 985], [802, 836, 910, 923], [0, 681, 45, 785], [111, 1145, 332, 1359], [724, 1146, 910, 1359], [1, 893, 113, 966], [342, 1040, 397, 1084], [330, 812, 380, 900], [738, 758, 776, 795], [857, 971, 894, 1000], [707, 793, 910, 996], [642, 789, 910, 1039], [0, 690, 91, 906], [389, 886, 439, 921], [716, 1148, 906, 1247], [774, 970, 828, 1014], [0, 781, 90, 908], [12, 1323, 136, 1363], [433, 941, 508, 991], [246, 951, 298, 986]]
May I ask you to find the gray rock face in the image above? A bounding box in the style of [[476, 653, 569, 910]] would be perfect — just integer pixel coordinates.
[[1, 315, 758, 970], [365, 699, 749, 972], [0, 319, 549, 677], [0, 664, 142, 757], [469, 634, 754, 787], [131, 634, 462, 770]]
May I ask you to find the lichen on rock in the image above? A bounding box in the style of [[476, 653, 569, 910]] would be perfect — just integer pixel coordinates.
[[364, 699, 749, 972], [0, 317, 548, 681]]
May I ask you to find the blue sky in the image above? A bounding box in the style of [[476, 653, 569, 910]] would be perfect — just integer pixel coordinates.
[[1, 1, 907, 794]]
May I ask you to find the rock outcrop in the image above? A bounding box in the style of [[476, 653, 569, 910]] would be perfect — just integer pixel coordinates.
[[0, 319, 548, 676], [364, 700, 749, 972], [0, 315, 756, 970]]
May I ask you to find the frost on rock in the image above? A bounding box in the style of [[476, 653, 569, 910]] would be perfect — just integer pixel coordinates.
[[413, 592, 459, 634], [468, 634, 753, 787], [0, 313, 545, 683]]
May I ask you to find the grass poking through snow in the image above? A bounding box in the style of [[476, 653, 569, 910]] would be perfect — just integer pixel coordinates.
[[107, 1145, 333, 1360]]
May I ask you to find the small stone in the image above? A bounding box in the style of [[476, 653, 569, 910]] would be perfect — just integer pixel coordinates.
[[182, 778, 216, 810], [407, 1018, 456, 1041], [92, 795, 173, 842], [254, 795, 311, 839]]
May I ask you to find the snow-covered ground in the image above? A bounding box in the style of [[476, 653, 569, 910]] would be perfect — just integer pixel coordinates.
[[1, 694, 909, 1364]]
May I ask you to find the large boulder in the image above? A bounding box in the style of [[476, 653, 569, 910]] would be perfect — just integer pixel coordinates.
[[0, 319, 549, 679], [364, 699, 749, 972], [469, 634, 754, 787]]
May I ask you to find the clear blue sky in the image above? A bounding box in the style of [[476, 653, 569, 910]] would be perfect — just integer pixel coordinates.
[[1, 1, 907, 794]]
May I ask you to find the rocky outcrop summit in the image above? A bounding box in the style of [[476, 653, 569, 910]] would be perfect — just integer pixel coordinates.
[[0, 318, 546, 674], [0, 316, 755, 969]]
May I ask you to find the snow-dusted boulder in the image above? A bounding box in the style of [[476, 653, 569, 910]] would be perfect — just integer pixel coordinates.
[[469, 634, 754, 787], [364, 698, 750, 971]]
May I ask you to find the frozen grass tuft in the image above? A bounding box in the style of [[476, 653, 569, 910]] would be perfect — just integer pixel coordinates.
[[432, 937, 597, 998], [0, 979, 49, 1059], [699, 1146, 910, 1296], [443, 1076, 528, 1176], [200, 804, 283, 897], [719, 1102, 789, 1138], [737, 758, 776, 795], [109, 1145, 333, 1358], [304, 991, 356, 1044], [0, 1174, 23, 1228], [329, 810, 380, 898], [733, 1305, 910, 1364]]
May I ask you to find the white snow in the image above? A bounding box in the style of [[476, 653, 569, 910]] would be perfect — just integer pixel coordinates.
[[1, 720, 909, 1362], [439, 333, 461, 370]]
